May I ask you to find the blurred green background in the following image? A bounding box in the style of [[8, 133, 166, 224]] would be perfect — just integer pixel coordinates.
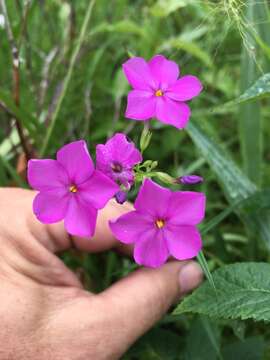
[[0, 0, 270, 358]]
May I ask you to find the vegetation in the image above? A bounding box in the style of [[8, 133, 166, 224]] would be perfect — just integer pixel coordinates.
[[0, 0, 270, 358]]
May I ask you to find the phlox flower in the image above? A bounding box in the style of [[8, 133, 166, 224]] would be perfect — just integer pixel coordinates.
[[123, 54, 202, 129], [28, 140, 118, 237], [96, 133, 142, 188], [110, 179, 205, 268]]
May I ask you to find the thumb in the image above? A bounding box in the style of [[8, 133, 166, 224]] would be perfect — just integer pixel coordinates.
[[99, 261, 203, 351]]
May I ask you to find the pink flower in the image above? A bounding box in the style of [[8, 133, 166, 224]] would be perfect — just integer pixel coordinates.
[[96, 133, 142, 188], [27, 140, 119, 237], [123, 54, 202, 129], [110, 179, 206, 268]]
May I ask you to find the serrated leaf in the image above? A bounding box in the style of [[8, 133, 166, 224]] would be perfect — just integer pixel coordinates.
[[173, 262, 270, 322]]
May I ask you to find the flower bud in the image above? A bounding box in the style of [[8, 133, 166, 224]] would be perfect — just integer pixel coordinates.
[[178, 175, 204, 185], [115, 191, 127, 204], [140, 127, 152, 153], [155, 172, 175, 185]]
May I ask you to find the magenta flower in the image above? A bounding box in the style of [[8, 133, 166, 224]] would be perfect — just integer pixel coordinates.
[[122, 54, 203, 129], [96, 133, 142, 188], [110, 179, 206, 268], [27, 140, 118, 237]]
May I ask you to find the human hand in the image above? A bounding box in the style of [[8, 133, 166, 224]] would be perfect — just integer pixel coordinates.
[[0, 188, 203, 360]]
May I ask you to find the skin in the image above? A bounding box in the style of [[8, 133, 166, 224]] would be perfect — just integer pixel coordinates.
[[0, 188, 203, 360]]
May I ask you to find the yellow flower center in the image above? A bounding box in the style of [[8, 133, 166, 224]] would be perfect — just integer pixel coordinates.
[[69, 185, 78, 193], [155, 89, 163, 97], [155, 219, 165, 229]]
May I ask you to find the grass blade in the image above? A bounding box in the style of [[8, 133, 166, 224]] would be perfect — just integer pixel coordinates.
[[187, 120, 270, 251], [197, 251, 216, 291], [40, 0, 96, 156], [239, 0, 265, 186]]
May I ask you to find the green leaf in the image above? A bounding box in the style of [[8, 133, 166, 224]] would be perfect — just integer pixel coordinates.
[[239, 2, 263, 186], [198, 73, 270, 115], [90, 20, 146, 37], [125, 328, 182, 359], [236, 73, 270, 104], [0, 155, 27, 188], [187, 121, 270, 250], [150, 0, 191, 17], [173, 262, 270, 322], [200, 189, 270, 236], [0, 89, 40, 140], [222, 336, 266, 360], [197, 251, 216, 291], [185, 316, 221, 360], [40, 0, 96, 156], [158, 38, 213, 67]]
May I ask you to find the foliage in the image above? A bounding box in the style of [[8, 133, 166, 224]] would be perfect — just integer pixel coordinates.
[[0, 0, 270, 358]]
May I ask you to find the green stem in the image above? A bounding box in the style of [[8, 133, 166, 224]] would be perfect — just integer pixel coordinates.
[[40, 0, 95, 156]]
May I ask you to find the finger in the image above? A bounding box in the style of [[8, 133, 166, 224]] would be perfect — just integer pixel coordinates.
[[17, 188, 133, 253], [73, 200, 133, 254], [98, 261, 203, 351]]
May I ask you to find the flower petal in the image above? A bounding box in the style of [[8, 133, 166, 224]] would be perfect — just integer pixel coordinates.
[[165, 225, 202, 260], [125, 90, 156, 120], [78, 170, 119, 209], [103, 133, 142, 166], [57, 140, 94, 184], [64, 196, 97, 237], [166, 75, 203, 101], [122, 57, 155, 90], [148, 55, 179, 88], [27, 159, 68, 191], [134, 229, 169, 268], [167, 191, 206, 225], [134, 178, 171, 218], [33, 189, 69, 224], [156, 96, 191, 129], [109, 210, 153, 244]]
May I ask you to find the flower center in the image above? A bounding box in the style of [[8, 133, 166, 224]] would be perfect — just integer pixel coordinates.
[[69, 185, 78, 193], [155, 219, 165, 229], [155, 89, 163, 97], [111, 162, 123, 173]]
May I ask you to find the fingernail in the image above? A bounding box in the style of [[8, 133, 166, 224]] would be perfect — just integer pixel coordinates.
[[178, 261, 203, 295]]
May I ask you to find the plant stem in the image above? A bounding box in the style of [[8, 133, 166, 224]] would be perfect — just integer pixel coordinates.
[[0, 0, 31, 160], [40, 0, 96, 157]]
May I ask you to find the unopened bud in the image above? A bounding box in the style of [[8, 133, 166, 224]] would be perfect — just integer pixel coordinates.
[[115, 191, 127, 204], [178, 175, 204, 185], [140, 127, 152, 153], [155, 172, 175, 185]]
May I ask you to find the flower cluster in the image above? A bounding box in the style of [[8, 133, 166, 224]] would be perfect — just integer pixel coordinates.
[[28, 54, 205, 268]]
